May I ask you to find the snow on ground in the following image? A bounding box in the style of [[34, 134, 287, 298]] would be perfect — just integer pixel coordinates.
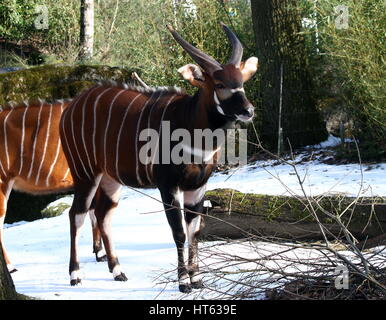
[[4, 137, 386, 300]]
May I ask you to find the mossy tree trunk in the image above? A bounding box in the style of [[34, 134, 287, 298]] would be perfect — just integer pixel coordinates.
[[250, 0, 327, 151], [201, 189, 386, 241], [0, 244, 18, 300]]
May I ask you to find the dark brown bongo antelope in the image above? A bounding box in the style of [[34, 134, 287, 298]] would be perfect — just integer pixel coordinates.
[[0, 100, 106, 273], [60, 23, 258, 292]]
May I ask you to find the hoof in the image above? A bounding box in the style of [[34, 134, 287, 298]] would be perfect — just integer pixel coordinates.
[[70, 278, 82, 286], [191, 280, 204, 289], [179, 283, 192, 293], [96, 254, 107, 262], [114, 273, 128, 282]]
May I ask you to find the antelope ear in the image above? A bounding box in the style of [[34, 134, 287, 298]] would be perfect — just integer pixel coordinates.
[[178, 64, 206, 88], [240, 57, 258, 82]]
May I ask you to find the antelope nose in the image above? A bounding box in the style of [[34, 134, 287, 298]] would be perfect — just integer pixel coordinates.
[[244, 106, 254, 118]]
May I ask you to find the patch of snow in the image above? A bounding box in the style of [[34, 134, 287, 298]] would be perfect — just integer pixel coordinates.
[[4, 151, 386, 300]]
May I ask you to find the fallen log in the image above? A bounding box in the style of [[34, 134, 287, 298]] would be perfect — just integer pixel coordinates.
[[200, 189, 386, 242]]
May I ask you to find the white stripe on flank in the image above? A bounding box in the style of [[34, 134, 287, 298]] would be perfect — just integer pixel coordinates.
[[45, 103, 64, 186], [92, 88, 114, 166], [149, 95, 176, 177], [135, 92, 158, 186], [61, 104, 82, 180], [62, 168, 70, 181], [144, 92, 164, 184], [71, 95, 93, 180], [103, 89, 127, 173], [18, 104, 29, 175], [81, 86, 102, 179], [61, 89, 94, 181], [35, 104, 53, 185], [27, 102, 44, 179], [115, 93, 142, 185], [3, 108, 14, 170]]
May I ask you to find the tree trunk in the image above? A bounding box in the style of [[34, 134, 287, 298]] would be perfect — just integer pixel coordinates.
[[0, 243, 18, 300], [250, 0, 327, 151], [201, 189, 386, 241], [79, 0, 94, 61]]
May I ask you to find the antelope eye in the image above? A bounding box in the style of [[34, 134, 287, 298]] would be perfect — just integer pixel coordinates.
[[215, 83, 225, 89]]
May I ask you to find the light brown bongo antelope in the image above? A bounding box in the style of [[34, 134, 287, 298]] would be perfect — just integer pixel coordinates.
[[0, 99, 107, 273], [60, 23, 258, 293]]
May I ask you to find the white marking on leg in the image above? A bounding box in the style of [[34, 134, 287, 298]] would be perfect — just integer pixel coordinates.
[[27, 102, 44, 179], [115, 93, 142, 184], [18, 105, 29, 175], [7, 264, 16, 273], [70, 270, 83, 282], [96, 248, 106, 259], [103, 90, 126, 173], [35, 104, 53, 185], [187, 215, 201, 247], [184, 185, 206, 206], [112, 264, 123, 278], [190, 271, 202, 283], [179, 273, 190, 285]]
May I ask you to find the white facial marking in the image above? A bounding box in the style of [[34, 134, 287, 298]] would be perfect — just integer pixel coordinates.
[[230, 87, 245, 93], [213, 91, 220, 105], [216, 105, 225, 115]]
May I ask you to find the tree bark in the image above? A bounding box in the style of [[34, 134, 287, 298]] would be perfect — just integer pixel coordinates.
[[0, 243, 18, 300], [250, 0, 327, 151], [79, 0, 94, 61]]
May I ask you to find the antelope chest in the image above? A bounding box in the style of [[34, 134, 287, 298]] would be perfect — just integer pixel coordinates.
[[179, 163, 214, 191]]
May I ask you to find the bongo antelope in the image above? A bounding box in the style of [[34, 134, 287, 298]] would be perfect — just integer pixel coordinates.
[[60, 23, 258, 292], [0, 100, 106, 273]]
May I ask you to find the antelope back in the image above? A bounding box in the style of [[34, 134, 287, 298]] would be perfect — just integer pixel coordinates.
[[0, 100, 73, 194], [60, 82, 187, 188]]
